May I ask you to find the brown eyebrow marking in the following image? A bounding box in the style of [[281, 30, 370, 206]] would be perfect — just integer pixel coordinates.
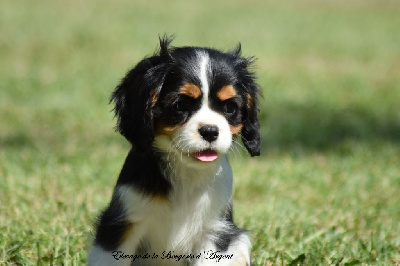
[[217, 85, 236, 101], [179, 83, 202, 99]]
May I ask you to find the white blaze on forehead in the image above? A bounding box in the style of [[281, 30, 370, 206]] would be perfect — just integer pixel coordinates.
[[198, 52, 210, 105]]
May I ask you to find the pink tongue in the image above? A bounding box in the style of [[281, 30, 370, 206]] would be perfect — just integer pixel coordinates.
[[192, 150, 218, 162]]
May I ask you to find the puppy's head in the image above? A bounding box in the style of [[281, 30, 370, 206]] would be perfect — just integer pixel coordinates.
[[111, 37, 260, 164]]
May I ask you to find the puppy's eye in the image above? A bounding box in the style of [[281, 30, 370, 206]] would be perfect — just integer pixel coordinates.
[[173, 100, 190, 112], [223, 101, 238, 115]]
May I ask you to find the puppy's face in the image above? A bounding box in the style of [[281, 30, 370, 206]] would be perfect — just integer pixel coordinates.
[[111, 38, 260, 164], [153, 52, 248, 164]]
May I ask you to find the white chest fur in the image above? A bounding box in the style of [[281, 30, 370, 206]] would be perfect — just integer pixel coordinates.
[[116, 156, 233, 259]]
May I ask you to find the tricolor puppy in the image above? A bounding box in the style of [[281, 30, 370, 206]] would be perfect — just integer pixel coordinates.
[[89, 37, 260, 266]]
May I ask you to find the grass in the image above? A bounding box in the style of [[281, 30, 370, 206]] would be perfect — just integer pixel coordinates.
[[1, 0, 399, 264]]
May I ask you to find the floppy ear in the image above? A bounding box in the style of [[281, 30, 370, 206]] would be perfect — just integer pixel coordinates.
[[241, 89, 261, 156], [110, 36, 173, 149], [232, 47, 261, 156]]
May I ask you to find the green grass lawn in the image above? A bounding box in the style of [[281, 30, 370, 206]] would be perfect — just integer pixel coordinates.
[[1, 0, 399, 265]]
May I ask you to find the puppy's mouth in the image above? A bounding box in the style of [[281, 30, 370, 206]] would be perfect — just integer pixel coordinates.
[[191, 149, 218, 162]]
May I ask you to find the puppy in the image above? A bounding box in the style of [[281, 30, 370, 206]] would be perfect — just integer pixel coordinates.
[[89, 37, 260, 266]]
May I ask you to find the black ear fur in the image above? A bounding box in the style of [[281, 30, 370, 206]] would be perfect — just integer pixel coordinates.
[[110, 36, 173, 149], [230, 43, 242, 57], [235, 53, 261, 157], [241, 94, 261, 157]]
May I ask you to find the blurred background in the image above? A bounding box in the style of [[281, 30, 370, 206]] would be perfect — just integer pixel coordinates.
[[1, 0, 399, 264]]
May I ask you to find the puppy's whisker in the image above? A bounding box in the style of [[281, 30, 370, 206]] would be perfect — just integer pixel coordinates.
[[233, 138, 245, 151], [228, 143, 238, 158], [235, 134, 251, 156], [228, 138, 244, 159]]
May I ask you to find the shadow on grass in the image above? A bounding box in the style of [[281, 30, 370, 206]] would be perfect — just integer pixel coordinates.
[[260, 102, 400, 153], [1, 102, 399, 154], [0, 133, 36, 149]]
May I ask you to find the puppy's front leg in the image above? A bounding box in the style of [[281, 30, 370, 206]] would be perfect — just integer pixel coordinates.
[[195, 232, 251, 266], [88, 185, 149, 266]]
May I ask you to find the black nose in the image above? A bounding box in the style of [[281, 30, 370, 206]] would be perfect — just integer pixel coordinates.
[[199, 125, 219, 143]]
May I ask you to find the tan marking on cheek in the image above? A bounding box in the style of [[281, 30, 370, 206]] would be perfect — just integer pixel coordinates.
[[246, 93, 254, 108], [179, 83, 202, 99], [230, 124, 243, 134], [147, 89, 158, 108], [217, 85, 236, 101], [120, 223, 134, 244], [152, 194, 169, 203], [155, 123, 185, 135]]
